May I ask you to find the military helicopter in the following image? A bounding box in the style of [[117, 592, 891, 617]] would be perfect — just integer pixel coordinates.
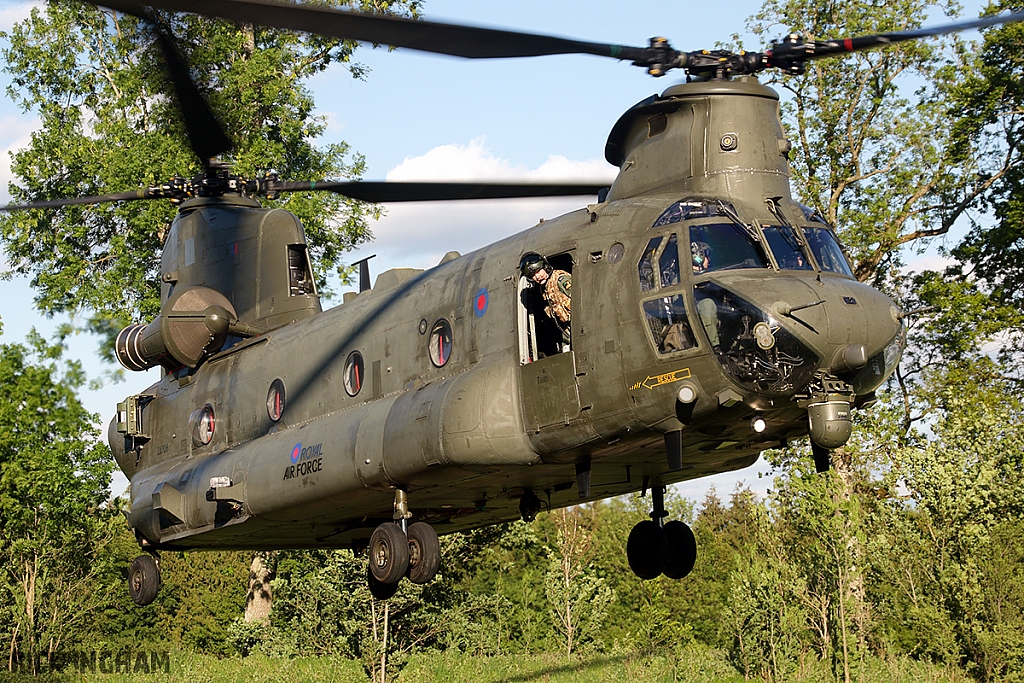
[[5, 0, 1022, 604]]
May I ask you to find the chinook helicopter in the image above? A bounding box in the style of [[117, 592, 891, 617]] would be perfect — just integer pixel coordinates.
[[5, 0, 1022, 604]]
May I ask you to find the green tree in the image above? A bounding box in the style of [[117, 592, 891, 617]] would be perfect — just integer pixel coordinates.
[[0, 0, 418, 330], [748, 0, 996, 286], [947, 0, 1024, 299], [0, 329, 112, 672], [542, 506, 614, 658]]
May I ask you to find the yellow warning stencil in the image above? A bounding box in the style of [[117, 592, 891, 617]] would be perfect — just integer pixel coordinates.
[[630, 367, 691, 391]]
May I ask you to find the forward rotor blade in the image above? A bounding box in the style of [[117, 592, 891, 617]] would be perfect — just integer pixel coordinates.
[[0, 189, 157, 212], [768, 9, 1024, 65], [102, 0, 652, 61], [268, 180, 608, 202]]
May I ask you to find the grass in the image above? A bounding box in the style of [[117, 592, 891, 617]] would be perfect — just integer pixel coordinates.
[[0, 647, 976, 683]]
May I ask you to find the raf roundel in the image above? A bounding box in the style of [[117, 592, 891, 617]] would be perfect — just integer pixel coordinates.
[[474, 287, 489, 318], [291, 443, 302, 464]]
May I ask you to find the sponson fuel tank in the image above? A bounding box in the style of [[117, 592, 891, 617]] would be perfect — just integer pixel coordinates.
[[111, 353, 538, 548]]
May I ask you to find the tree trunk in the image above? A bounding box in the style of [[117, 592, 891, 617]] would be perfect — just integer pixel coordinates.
[[244, 553, 274, 623]]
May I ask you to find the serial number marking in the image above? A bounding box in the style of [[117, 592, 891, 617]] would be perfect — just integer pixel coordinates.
[[630, 367, 691, 391]]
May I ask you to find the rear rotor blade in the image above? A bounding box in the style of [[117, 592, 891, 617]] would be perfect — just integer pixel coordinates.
[[102, 0, 652, 61], [101, 1, 233, 165], [0, 189, 158, 212], [268, 180, 608, 202]]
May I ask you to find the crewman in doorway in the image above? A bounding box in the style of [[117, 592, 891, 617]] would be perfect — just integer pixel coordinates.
[[519, 252, 571, 345]]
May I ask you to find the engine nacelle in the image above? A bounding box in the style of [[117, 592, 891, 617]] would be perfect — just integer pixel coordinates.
[[115, 286, 236, 372]]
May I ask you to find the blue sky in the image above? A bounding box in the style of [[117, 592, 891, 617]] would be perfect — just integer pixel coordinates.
[[0, 0, 990, 500]]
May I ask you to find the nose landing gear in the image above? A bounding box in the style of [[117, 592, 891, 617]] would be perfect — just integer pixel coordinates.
[[366, 489, 441, 599], [626, 483, 697, 581]]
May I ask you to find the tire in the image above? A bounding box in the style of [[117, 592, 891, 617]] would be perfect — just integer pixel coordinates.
[[128, 554, 161, 606], [662, 520, 697, 580], [367, 565, 399, 600], [368, 522, 409, 585], [406, 522, 441, 584], [626, 519, 669, 580]]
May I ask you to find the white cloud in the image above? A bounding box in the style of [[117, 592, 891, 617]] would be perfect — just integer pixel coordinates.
[[386, 137, 615, 183], [323, 111, 345, 135], [0, 1, 39, 32], [348, 139, 617, 276], [904, 252, 955, 273], [0, 114, 40, 204]]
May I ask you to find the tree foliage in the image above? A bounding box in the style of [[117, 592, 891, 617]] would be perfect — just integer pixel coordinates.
[[749, 0, 1011, 286], [0, 0, 418, 326], [0, 330, 112, 672]]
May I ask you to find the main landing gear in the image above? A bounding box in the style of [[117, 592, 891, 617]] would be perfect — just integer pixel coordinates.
[[128, 552, 161, 606], [626, 483, 696, 581], [367, 489, 441, 599]]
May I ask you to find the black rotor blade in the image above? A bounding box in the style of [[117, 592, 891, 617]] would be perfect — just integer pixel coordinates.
[[0, 189, 157, 212], [101, 0, 652, 62], [268, 180, 608, 203], [101, 1, 233, 165], [767, 9, 1024, 65]]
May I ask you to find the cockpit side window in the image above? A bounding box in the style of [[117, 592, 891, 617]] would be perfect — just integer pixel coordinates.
[[689, 223, 769, 274], [762, 226, 813, 271], [803, 227, 854, 277]]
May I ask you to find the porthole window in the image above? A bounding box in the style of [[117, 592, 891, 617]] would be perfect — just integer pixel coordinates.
[[190, 404, 216, 447], [428, 319, 453, 368], [267, 379, 286, 421], [344, 351, 364, 396]]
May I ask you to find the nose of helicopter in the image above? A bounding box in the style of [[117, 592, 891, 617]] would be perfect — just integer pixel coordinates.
[[698, 272, 903, 399]]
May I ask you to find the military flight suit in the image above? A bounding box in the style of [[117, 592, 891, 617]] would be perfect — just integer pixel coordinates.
[[543, 269, 572, 345]]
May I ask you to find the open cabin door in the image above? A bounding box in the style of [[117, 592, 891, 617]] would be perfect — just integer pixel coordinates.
[[517, 272, 581, 431]]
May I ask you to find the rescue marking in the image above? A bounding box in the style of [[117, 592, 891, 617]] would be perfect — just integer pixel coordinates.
[[630, 367, 692, 391]]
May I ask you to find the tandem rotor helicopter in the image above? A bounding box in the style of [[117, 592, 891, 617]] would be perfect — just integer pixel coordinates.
[[5, 0, 1022, 604]]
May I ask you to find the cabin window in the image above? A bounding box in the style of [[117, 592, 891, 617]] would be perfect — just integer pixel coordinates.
[[267, 379, 286, 421], [343, 351, 364, 396], [803, 227, 854, 277], [762, 225, 813, 271], [189, 404, 216, 446], [659, 234, 681, 287], [643, 295, 697, 355], [428, 319, 453, 367], [689, 223, 769, 275]]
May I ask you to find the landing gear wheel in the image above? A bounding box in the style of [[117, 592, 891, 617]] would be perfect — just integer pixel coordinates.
[[367, 565, 399, 600], [368, 522, 409, 585], [406, 522, 441, 584], [662, 520, 697, 579], [627, 520, 669, 580], [128, 554, 161, 606]]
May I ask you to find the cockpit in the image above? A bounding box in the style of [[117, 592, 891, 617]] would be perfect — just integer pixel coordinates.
[[638, 199, 858, 396]]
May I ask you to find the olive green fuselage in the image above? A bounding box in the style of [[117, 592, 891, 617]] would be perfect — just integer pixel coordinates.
[[109, 78, 902, 550]]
